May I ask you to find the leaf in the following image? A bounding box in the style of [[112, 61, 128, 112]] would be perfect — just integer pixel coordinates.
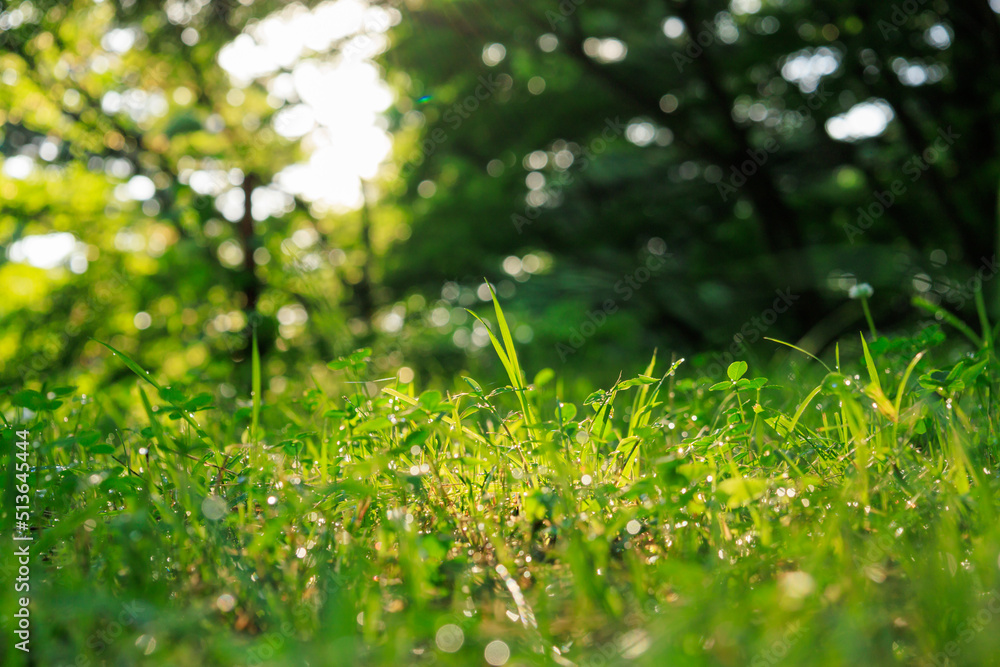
[[160, 387, 186, 404], [727, 361, 748, 382], [959, 358, 988, 386], [349, 347, 373, 363], [76, 430, 102, 449], [357, 417, 394, 433], [614, 436, 642, 484], [463, 377, 484, 395], [418, 390, 442, 411], [533, 368, 555, 388], [859, 334, 882, 393], [912, 297, 982, 348], [404, 429, 431, 449], [139, 385, 175, 454], [98, 340, 211, 447], [94, 340, 165, 391], [717, 477, 768, 508], [864, 384, 897, 422], [12, 389, 60, 411], [860, 335, 897, 422], [617, 375, 658, 390], [893, 352, 925, 418], [764, 338, 832, 372], [677, 462, 712, 482], [468, 311, 515, 388], [328, 348, 371, 372], [766, 415, 794, 435], [184, 393, 215, 411], [383, 387, 487, 445], [164, 111, 203, 137], [475, 281, 537, 439], [785, 384, 824, 436]]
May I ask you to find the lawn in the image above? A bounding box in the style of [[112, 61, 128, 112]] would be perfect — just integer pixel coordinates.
[[3, 294, 1000, 666]]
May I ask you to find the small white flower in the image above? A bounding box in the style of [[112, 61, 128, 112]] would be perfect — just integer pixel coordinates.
[[849, 283, 874, 299]]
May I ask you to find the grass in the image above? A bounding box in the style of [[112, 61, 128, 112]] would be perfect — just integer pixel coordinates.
[[3, 292, 1000, 666]]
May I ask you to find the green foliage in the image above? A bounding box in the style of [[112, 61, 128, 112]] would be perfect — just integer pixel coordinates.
[[3, 305, 1000, 664], [0, 0, 379, 391], [3, 1, 1000, 663], [5, 0, 1000, 389], [382, 0, 1000, 371]]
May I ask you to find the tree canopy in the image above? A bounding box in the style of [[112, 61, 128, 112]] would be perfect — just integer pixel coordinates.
[[2, 0, 999, 385]]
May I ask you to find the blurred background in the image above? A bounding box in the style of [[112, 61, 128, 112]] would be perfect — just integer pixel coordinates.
[[1, 0, 998, 393]]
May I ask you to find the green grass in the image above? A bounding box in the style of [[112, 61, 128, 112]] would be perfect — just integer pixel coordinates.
[[3, 294, 1000, 666]]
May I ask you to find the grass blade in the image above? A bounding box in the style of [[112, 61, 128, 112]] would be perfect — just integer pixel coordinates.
[[251, 328, 261, 447], [764, 337, 831, 373], [786, 383, 824, 437], [912, 296, 982, 348], [96, 338, 211, 446]]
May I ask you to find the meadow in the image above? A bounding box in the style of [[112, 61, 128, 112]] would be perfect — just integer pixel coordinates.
[[4, 290, 1000, 666], [4, 0, 1000, 664]]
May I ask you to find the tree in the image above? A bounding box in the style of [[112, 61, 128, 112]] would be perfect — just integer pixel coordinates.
[[0, 0, 397, 388], [379, 0, 1000, 372]]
